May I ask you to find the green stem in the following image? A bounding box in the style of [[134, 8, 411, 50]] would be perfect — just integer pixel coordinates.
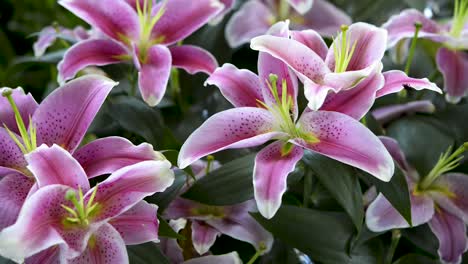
[[170, 67, 186, 112], [404, 22, 422, 75], [246, 249, 262, 264], [385, 229, 401, 264]]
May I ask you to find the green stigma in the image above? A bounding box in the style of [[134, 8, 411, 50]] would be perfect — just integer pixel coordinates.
[[419, 143, 468, 190], [450, 0, 468, 38], [256, 74, 319, 152], [135, 0, 166, 63], [2, 88, 37, 154], [333, 25, 357, 73], [61, 186, 100, 227]]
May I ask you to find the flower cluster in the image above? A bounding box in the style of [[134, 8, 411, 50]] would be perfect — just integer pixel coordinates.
[[0, 0, 467, 263]]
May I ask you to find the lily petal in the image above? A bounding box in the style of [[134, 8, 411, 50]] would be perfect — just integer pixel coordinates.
[[0, 128, 27, 171], [429, 208, 468, 264], [210, 0, 236, 25], [366, 193, 434, 232], [378, 136, 415, 177], [68, 224, 128, 264], [33, 26, 59, 57], [33, 75, 117, 153], [59, 0, 139, 41], [436, 47, 468, 104], [291, 30, 328, 60], [178, 107, 285, 169], [432, 173, 468, 224], [138, 45, 172, 107], [184, 252, 242, 264], [205, 63, 263, 107], [191, 220, 220, 255], [26, 144, 89, 192], [225, 0, 273, 48], [109, 200, 159, 245], [26, 247, 60, 264], [0, 87, 38, 135], [382, 9, 444, 47], [372, 100, 436, 125], [151, 0, 224, 45], [288, 0, 313, 14], [58, 39, 128, 83], [74, 137, 159, 179], [320, 70, 384, 120], [376, 70, 442, 98], [89, 160, 174, 222], [170, 45, 218, 75], [0, 173, 34, 230], [253, 141, 303, 219], [301, 0, 352, 37], [303, 80, 335, 111], [293, 110, 394, 181]]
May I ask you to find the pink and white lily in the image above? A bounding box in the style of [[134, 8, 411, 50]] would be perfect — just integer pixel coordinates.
[[383, 1, 468, 103], [58, 0, 223, 106], [225, 0, 351, 48], [0, 75, 161, 231], [250, 22, 442, 112], [0, 144, 174, 263], [366, 137, 468, 264], [178, 22, 395, 219], [33, 25, 91, 57]]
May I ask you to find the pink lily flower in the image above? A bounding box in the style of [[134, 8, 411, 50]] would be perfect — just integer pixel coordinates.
[[33, 25, 91, 57], [366, 137, 468, 264], [178, 22, 395, 219], [0, 75, 162, 231], [58, 0, 224, 106], [250, 22, 442, 112], [225, 0, 351, 48], [382, 2, 468, 103], [0, 144, 174, 263], [160, 219, 242, 264]]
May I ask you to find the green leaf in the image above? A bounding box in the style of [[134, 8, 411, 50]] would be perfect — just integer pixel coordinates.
[[260, 240, 300, 264], [182, 153, 255, 205], [358, 165, 412, 226], [393, 254, 440, 264], [106, 96, 180, 150], [401, 224, 438, 257], [127, 242, 170, 264], [349, 238, 385, 264], [252, 206, 355, 264], [302, 152, 364, 232], [158, 215, 185, 240]]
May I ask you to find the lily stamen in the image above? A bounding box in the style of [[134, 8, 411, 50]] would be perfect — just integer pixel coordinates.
[[62, 186, 99, 227], [334, 25, 358, 73], [451, 0, 468, 37]]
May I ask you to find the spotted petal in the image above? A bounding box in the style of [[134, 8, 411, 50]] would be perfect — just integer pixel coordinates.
[[74, 137, 160, 179], [0, 173, 34, 230], [170, 45, 218, 75], [290, 30, 328, 60], [292, 110, 394, 182], [253, 141, 303, 219], [32, 75, 117, 153], [178, 107, 285, 169], [0, 87, 38, 135], [436, 47, 468, 104], [0, 128, 27, 172]]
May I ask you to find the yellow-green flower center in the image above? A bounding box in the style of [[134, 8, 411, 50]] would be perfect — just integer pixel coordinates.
[[333, 25, 357, 73], [450, 0, 468, 38], [62, 186, 100, 227], [191, 204, 225, 218]]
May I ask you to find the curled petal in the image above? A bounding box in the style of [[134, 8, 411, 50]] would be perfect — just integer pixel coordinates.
[[432, 173, 468, 224], [293, 110, 394, 181], [178, 107, 285, 169], [436, 47, 468, 104], [287, 0, 313, 14], [376, 70, 442, 98], [320, 70, 384, 120], [301, 0, 352, 37], [26, 144, 89, 191], [429, 208, 468, 264], [0, 173, 34, 230], [138, 45, 172, 107], [58, 39, 128, 83], [74, 136, 160, 179], [225, 0, 273, 48], [205, 63, 263, 107], [382, 9, 443, 47], [365, 193, 434, 232], [378, 136, 416, 179], [33, 26, 58, 57], [253, 142, 303, 219], [89, 160, 174, 222], [184, 252, 242, 264], [151, 0, 224, 45], [68, 224, 128, 264], [303, 80, 334, 111], [372, 100, 436, 125], [0, 128, 27, 170], [0, 87, 38, 135], [170, 45, 218, 75], [291, 30, 328, 60], [109, 200, 159, 245], [59, 0, 139, 41], [33, 75, 117, 153], [191, 221, 220, 255]]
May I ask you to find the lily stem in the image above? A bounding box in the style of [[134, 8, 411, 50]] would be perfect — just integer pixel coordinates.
[[246, 249, 262, 264], [385, 229, 401, 264], [404, 22, 422, 75]]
